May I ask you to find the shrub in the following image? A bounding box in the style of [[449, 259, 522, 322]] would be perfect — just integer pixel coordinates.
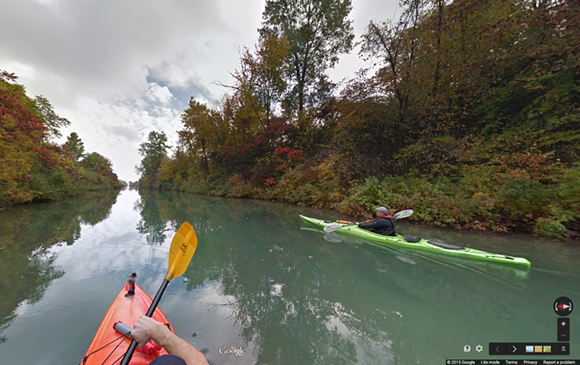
[[497, 177, 551, 219], [534, 218, 568, 238]]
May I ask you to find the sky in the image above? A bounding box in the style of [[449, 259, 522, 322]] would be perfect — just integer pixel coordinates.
[[0, 0, 399, 182]]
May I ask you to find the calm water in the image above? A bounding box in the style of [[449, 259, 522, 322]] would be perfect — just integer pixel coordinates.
[[0, 189, 578, 364]]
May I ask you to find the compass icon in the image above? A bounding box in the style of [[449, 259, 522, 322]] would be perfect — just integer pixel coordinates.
[[554, 296, 573, 316]]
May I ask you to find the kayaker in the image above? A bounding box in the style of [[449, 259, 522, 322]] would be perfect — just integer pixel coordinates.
[[358, 206, 396, 236], [131, 316, 209, 365]]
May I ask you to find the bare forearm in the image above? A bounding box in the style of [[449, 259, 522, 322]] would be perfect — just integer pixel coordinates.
[[155, 326, 209, 365]]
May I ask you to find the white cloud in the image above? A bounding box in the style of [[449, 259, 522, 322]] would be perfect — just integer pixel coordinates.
[[147, 83, 173, 104], [1, 0, 398, 182]]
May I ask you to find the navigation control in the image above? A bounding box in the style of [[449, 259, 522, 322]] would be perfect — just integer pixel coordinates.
[[554, 296, 574, 316], [561, 344, 570, 355], [489, 343, 570, 355], [491, 344, 505, 354], [558, 317, 570, 341]]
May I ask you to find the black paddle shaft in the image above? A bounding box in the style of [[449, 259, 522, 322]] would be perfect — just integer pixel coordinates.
[[120, 279, 170, 365]]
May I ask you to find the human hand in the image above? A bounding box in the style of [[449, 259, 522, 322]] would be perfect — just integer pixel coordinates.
[[131, 316, 167, 347]]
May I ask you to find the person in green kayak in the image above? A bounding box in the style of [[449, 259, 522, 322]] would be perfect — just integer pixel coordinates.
[[358, 206, 396, 236], [132, 316, 209, 365]]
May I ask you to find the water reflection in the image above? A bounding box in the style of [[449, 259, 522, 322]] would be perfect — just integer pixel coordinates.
[[2, 189, 575, 364], [132, 192, 397, 363], [0, 190, 122, 344], [134, 190, 173, 245], [131, 191, 580, 364], [308, 225, 532, 288]]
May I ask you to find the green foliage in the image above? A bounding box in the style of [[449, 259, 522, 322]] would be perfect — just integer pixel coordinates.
[[32, 95, 70, 139], [81, 152, 112, 172], [557, 165, 580, 215], [136, 0, 580, 238], [534, 218, 568, 238], [64, 132, 85, 161], [497, 177, 551, 218], [259, 0, 354, 113], [136, 131, 170, 180]]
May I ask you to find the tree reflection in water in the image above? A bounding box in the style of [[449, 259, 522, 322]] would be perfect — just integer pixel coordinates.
[[133, 191, 397, 364], [131, 191, 558, 364], [0, 190, 122, 344]]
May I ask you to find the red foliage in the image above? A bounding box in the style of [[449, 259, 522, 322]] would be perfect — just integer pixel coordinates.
[[240, 142, 257, 153], [97, 170, 119, 183], [264, 177, 277, 186], [219, 118, 297, 160], [275, 147, 291, 155], [287, 149, 303, 161], [275, 146, 303, 160], [254, 118, 296, 146], [274, 146, 304, 171], [217, 118, 301, 182], [218, 146, 236, 159], [230, 174, 244, 184], [0, 77, 47, 143]]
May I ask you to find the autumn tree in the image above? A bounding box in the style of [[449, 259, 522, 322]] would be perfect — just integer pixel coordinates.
[[1, 71, 122, 206], [179, 99, 227, 173], [242, 34, 291, 124], [223, 60, 266, 144]]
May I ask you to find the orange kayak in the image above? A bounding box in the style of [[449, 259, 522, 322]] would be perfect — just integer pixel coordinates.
[[81, 283, 172, 365]]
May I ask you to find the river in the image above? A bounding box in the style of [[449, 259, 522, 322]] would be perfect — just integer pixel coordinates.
[[0, 189, 578, 364]]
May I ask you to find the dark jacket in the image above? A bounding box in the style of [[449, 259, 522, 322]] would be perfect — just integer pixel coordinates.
[[358, 216, 396, 236]]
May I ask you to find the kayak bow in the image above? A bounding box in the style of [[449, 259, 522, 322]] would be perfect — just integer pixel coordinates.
[[81, 283, 172, 365]]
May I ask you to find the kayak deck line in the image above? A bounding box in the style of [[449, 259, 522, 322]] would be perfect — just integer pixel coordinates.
[[82, 283, 172, 365], [300, 215, 531, 268]]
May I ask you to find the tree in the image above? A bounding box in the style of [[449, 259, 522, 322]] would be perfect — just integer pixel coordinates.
[[64, 132, 85, 161], [136, 131, 171, 178], [82, 152, 113, 172], [361, 0, 422, 131], [259, 0, 354, 117], [179, 99, 230, 173], [242, 34, 291, 125], [32, 95, 70, 139]]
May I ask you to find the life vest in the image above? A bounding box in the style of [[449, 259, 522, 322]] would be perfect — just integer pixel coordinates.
[[365, 215, 392, 223]]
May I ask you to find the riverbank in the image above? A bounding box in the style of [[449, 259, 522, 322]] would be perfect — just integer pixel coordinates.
[[0, 71, 126, 209], [0, 155, 126, 210], [134, 0, 579, 239], [140, 162, 580, 240]]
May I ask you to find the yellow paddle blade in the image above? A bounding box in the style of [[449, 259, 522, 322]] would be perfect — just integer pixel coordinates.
[[165, 222, 198, 281]]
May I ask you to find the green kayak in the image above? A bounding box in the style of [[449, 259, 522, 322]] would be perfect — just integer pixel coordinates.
[[300, 215, 531, 268]]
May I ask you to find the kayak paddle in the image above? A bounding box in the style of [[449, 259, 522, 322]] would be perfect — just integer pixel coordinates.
[[120, 222, 198, 365], [323, 209, 413, 233]]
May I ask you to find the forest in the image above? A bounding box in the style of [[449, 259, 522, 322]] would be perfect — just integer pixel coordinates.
[[0, 71, 125, 208], [135, 0, 579, 237]]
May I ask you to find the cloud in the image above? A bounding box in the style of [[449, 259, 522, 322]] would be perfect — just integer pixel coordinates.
[[0, 0, 396, 182], [0, 0, 226, 101], [147, 83, 173, 104], [109, 126, 141, 143]]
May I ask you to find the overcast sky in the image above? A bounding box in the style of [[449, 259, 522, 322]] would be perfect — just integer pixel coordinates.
[[0, 0, 398, 182]]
